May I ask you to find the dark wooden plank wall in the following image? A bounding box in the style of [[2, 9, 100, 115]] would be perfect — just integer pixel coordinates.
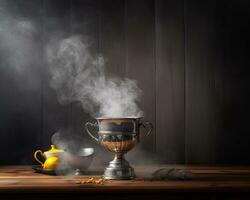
[[42, 0, 72, 152], [125, 0, 156, 153], [214, 0, 250, 164], [155, 0, 185, 163], [0, 0, 249, 165], [70, 0, 99, 145], [0, 0, 43, 164], [185, 0, 218, 163]]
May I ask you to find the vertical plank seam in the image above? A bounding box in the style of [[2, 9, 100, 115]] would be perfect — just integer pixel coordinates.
[[64, 0, 71, 131], [122, 0, 126, 76], [97, 0, 102, 118], [212, 0, 217, 163], [98, 0, 101, 60], [154, 0, 158, 155], [153, 0, 157, 154], [41, 0, 45, 149], [183, 0, 187, 164], [69, 0, 73, 133], [124, 0, 128, 77]]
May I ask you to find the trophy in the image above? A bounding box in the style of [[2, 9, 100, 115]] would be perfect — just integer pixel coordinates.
[[85, 117, 152, 180]]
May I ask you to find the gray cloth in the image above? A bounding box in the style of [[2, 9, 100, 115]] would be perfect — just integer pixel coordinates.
[[146, 168, 193, 180]]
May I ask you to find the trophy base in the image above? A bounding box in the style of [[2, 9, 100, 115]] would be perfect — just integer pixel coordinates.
[[103, 155, 135, 180]]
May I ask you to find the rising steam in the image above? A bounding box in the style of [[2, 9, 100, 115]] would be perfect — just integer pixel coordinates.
[[0, 0, 143, 117], [0, 1, 42, 92], [0, 3, 38, 73], [45, 35, 143, 117]]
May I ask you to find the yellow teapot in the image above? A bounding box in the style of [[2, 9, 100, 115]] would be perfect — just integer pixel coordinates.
[[34, 145, 64, 170]]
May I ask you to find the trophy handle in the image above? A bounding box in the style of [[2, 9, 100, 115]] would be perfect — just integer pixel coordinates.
[[140, 121, 153, 136], [85, 122, 99, 142]]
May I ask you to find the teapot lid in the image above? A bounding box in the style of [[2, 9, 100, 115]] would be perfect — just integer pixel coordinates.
[[45, 145, 63, 153]]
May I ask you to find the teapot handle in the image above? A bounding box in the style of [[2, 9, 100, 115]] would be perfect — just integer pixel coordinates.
[[85, 122, 99, 142], [140, 121, 153, 136], [34, 150, 45, 166]]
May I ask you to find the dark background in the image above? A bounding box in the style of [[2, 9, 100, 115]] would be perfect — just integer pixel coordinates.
[[0, 0, 249, 165]]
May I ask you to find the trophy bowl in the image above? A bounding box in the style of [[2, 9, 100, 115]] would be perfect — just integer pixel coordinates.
[[85, 117, 153, 180]]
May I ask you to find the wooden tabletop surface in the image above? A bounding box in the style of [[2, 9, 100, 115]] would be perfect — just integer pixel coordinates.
[[0, 165, 250, 193]]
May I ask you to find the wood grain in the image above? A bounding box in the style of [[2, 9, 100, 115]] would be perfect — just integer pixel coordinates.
[[99, 0, 126, 77], [42, 0, 72, 151], [185, 0, 217, 163], [214, 0, 250, 164], [0, 0, 43, 164], [0, 166, 250, 193], [155, 0, 185, 163], [0, 0, 250, 166], [125, 0, 156, 153], [70, 0, 100, 144]]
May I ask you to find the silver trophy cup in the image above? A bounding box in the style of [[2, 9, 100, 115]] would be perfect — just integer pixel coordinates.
[[85, 117, 152, 180]]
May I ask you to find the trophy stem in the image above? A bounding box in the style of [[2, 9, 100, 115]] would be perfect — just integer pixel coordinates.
[[103, 152, 135, 180], [114, 153, 124, 161]]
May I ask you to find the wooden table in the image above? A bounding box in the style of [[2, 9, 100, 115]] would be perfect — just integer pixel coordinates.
[[0, 165, 250, 199]]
